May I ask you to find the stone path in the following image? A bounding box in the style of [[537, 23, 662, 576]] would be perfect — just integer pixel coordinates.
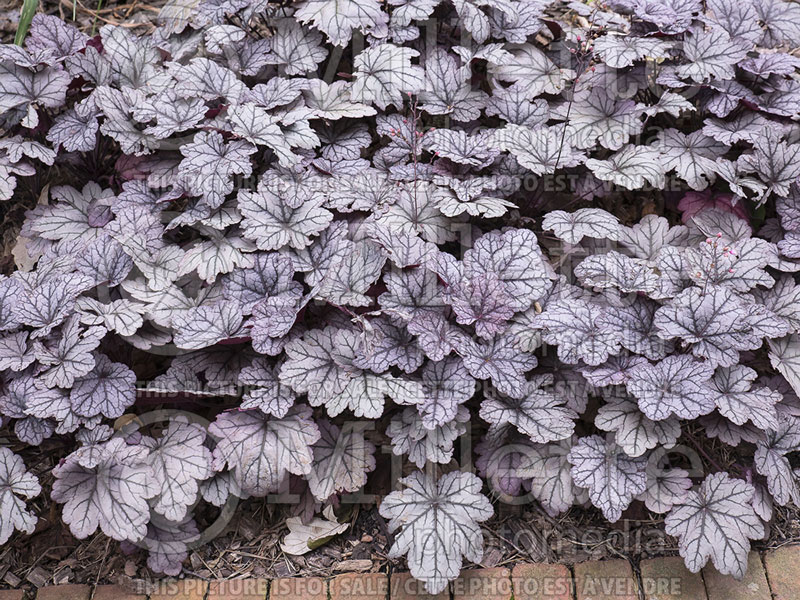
[[2, 545, 797, 600]]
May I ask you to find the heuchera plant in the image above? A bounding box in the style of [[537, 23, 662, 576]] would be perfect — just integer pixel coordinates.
[[1, 0, 800, 592]]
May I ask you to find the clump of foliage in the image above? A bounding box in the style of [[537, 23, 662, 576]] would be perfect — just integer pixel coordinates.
[[2, 0, 800, 592]]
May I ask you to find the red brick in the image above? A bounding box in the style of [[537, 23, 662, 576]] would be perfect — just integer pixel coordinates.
[[764, 545, 800, 600], [36, 584, 90, 600], [208, 579, 269, 600], [640, 557, 707, 600], [149, 579, 209, 600], [269, 577, 327, 600], [93, 584, 147, 600], [573, 559, 638, 600], [511, 563, 572, 600], [390, 572, 448, 600], [0, 590, 24, 600], [703, 552, 770, 600], [452, 568, 512, 600], [329, 573, 387, 600]]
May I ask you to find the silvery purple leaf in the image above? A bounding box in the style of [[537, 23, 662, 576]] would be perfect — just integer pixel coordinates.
[[228, 103, 306, 168], [178, 132, 255, 207], [172, 302, 245, 350], [479, 383, 576, 444], [738, 129, 800, 198], [554, 87, 644, 151], [26, 14, 87, 60], [200, 471, 241, 507], [702, 112, 777, 145], [380, 267, 445, 322], [426, 129, 498, 168], [171, 57, 245, 104], [418, 49, 487, 122], [407, 312, 461, 362], [755, 0, 800, 47], [708, 365, 782, 432], [618, 215, 688, 261], [568, 434, 648, 522], [250, 295, 301, 349], [637, 463, 692, 514], [488, 0, 543, 42], [543, 208, 620, 245], [595, 395, 680, 458], [598, 296, 671, 361], [495, 124, 585, 175], [100, 25, 162, 88], [71, 425, 114, 469], [0, 136, 55, 165], [239, 185, 333, 251], [633, 0, 700, 33], [417, 357, 475, 430], [0, 331, 33, 372], [626, 354, 714, 421], [23, 379, 91, 436], [35, 317, 105, 388], [69, 354, 135, 419], [315, 240, 385, 307], [655, 286, 787, 368], [379, 470, 492, 595], [209, 406, 320, 497], [476, 425, 536, 497], [705, 0, 762, 43], [519, 438, 584, 517], [179, 228, 255, 284], [485, 82, 548, 127], [686, 237, 773, 292], [574, 251, 658, 294], [665, 473, 764, 578], [76, 298, 146, 337], [368, 225, 437, 268], [533, 297, 620, 366], [373, 182, 457, 244], [0, 61, 70, 114], [239, 357, 296, 418], [463, 228, 551, 312], [132, 89, 206, 138], [593, 34, 672, 68], [303, 80, 376, 120], [388, 406, 469, 468], [75, 235, 133, 287], [143, 517, 200, 576], [295, 0, 387, 46], [579, 353, 649, 388], [0, 448, 40, 545], [280, 327, 358, 405], [489, 44, 574, 96], [653, 129, 726, 191], [51, 438, 158, 541], [676, 26, 750, 83], [702, 412, 766, 446], [351, 44, 424, 110], [448, 272, 514, 339], [754, 415, 800, 506], [753, 275, 800, 334], [307, 419, 376, 501], [354, 317, 424, 374], [0, 376, 55, 445], [222, 253, 301, 313], [586, 145, 665, 190], [145, 419, 213, 521], [457, 334, 537, 399]]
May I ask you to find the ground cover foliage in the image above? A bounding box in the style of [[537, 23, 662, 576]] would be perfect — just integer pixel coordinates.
[[2, 0, 800, 592]]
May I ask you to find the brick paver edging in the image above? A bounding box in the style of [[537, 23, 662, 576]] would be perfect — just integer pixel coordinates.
[[9, 545, 799, 600]]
